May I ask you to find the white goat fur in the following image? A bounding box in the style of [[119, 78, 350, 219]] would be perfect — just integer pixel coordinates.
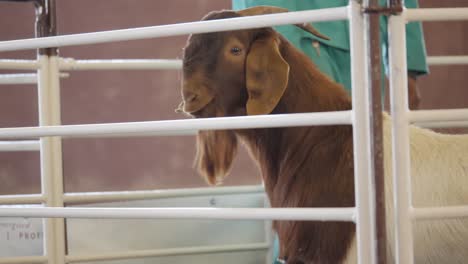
[[344, 113, 468, 264]]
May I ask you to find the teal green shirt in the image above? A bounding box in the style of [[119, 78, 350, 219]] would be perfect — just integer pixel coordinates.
[[232, 0, 428, 92]]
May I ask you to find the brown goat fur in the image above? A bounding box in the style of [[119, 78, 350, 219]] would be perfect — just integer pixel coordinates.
[[180, 10, 356, 263]]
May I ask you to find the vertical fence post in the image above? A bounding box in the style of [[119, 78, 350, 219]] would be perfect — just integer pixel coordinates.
[[388, 11, 414, 264], [364, 0, 388, 263], [349, 1, 378, 263], [35, 0, 66, 263], [263, 198, 274, 264]]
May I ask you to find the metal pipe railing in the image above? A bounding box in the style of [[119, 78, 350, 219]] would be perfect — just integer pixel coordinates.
[[65, 243, 269, 263], [0, 73, 40, 84], [406, 7, 468, 22], [427, 55, 468, 65], [1, 54, 467, 72], [0, 111, 352, 139], [349, 2, 377, 263], [365, 0, 387, 261], [59, 58, 182, 70], [0, 140, 40, 151], [37, 54, 67, 264], [0, 243, 268, 264], [409, 109, 468, 123], [388, 12, 415, 264], [0, 207, 356, 221], [63, 185, 264, 204], [0, 255, 47, 264], [0, 59, 40, 70], [0, 194, 44, 204], [415, 120, 468, 128], [0, 185, 264, 205], [0, 7, 348, 52], [0, 72, 68, 85], [412, 205, 468, 221]]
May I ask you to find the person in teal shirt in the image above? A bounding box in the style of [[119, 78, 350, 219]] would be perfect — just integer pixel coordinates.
[[232, 1, 428, 263], [233, 0, 428, 109]]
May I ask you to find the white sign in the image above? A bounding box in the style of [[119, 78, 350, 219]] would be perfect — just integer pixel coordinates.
[[0, 215, 43, 257]]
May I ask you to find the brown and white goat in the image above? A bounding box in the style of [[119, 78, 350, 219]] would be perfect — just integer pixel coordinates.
[[177, 7, 468, 264]]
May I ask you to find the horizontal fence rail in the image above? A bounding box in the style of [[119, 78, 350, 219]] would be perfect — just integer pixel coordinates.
[[0, 185, 264, 205], [408, 109, 468, 123], [410, 109, 468, 128], [65, 243, 270, 263], [0, 58, 182, 70], [0, 73, 68, 85], [0, 59, 40, 70], [412, 205, 468, 221], [63, 185, 264, 204], [0, 73, 40, 84], [406, 8, 468, 21], [0, 194, 44, 204], [3, 109, 466, 139], [0, 111, 352, 139], [415, 121, 468, 128], [0, 54, 466, 72], [0, 8, 466, 53], [0, 244, 269, 264], [427, 55, 468, 65], [59, 58, 182, 70], [4, 194, 468, 222], [0, 7, 348, 52], [0, 140, 40, 151], [0, 207, 356, 221], [0, 256, 47, 264]]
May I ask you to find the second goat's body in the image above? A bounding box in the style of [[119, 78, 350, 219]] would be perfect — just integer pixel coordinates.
[[344, 114, 468, 264], [238, 112, 468, 264]]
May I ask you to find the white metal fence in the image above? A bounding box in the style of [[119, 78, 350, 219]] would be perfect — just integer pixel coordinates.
[[0, 2, 468, 264], [388, 9, 468, 264]]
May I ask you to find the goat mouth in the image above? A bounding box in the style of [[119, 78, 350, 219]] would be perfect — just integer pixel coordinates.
[[191, 102, 218, 118]]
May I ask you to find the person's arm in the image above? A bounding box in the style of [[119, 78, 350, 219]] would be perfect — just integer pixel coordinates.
[[407, 72, 421, 109], [405, 0, 428, 110]]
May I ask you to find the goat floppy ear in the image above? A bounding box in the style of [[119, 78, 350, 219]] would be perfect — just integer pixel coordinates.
[[245, 35, 289, 115]]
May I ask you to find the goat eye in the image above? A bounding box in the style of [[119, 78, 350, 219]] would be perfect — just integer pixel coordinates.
[[230, 47, 242, 55]]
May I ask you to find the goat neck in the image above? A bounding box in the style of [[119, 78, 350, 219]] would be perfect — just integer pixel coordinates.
[[278, 36, 351, 114], [236, 36, 356, 263]]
